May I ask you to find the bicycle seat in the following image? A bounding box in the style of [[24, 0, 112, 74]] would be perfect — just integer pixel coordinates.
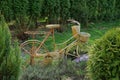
[[24, 31, 45, 35], [46, 24, 60, 29]]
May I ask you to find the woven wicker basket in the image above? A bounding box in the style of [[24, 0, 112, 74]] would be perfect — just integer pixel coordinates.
[[79, 32, 90, 42], [72, 25, 90, 42], [72, 25, 80, 39]]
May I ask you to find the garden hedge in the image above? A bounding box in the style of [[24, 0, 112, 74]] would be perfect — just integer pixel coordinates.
[[0, 0, 120, 26]]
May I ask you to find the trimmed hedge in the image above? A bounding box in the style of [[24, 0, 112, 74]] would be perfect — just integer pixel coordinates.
[[87, 28, 120, 80]]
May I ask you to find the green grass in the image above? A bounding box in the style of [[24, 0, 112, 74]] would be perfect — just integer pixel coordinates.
[[83, 20, 120, 44], [78, 20, 120, 44]]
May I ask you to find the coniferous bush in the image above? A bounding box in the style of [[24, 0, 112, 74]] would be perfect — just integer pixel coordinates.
[[0, 15, 21, 80], [60, 0, 70, 24], [13, 0, 28, 18], [0, 0, 13, 21], [87, 28, 120, 80], [41, 0, 60, 24], [28, 0, 43, 26], [70, 0, 89, 26], [13, 0, 30, 40]]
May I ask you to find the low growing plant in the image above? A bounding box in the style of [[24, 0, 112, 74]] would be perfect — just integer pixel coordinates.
[[20, 58, 87, 80]]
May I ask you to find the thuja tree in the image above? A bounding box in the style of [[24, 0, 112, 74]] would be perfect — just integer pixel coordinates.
[[116, 0, 120, 19], [12, 0, 29, 26], [86, 0, 99, 22], [0, 0, 13, 21], [60, 0, 70, 24], [0, 15, 21, 80], [97, 0, 114, 21], [12, 0, 28, 18], [41, 0, 60, 23], [28, 0, 43, 26], [12, 0, 29, 40], [87, 28, 120, 80], [70, 0, 90, 27]]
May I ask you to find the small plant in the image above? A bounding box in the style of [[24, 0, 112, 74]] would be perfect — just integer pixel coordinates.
[[87, 28, 120, 80]]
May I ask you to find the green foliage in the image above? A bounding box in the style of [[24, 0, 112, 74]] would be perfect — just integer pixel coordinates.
[[1, 0, 120, 27], [13, 0, 29, 18], [70, 0, 120, 27], [116, 0, 120, 19], [13, 0, 43, 35], [70, 0, 89, 26], [41, 0, 60, 23], [1, 0, 43, 26], [0, 15, 21, 80], [87, 28, 120, 80], [28, 0, 43, 17], [0, 0, 13, 21], [0, 15, 11, 66], [59, 0, 70, 24], [28, 0, 43, 26], [12, 0, 31, 40], [41, 0, 70, 24]]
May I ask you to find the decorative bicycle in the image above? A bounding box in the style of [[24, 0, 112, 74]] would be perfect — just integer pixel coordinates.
[[20, 20, 90, 65]]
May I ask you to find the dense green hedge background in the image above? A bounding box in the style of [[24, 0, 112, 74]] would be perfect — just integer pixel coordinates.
[[0, 0, 120, 26]]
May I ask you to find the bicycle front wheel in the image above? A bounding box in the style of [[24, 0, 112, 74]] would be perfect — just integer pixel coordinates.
[[20, 40, 49, 65]]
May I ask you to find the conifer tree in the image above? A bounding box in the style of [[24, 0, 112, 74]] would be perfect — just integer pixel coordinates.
[[0, 15, 21, 80], [28, 0, 43, 26], [41, 0, 60, 23], [60, 0, 70, 24], [28, 0, 43, 18], [0, 0, 13, 21], [12, 0, 28, 18]]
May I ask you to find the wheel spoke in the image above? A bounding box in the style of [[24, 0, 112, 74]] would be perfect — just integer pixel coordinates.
[[21, 47, 30, 55]]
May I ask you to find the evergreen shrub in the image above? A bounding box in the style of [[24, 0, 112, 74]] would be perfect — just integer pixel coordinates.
[[0, 15, 21, 80], [41, 0, 60, 24], [87, 28, 120, 80]]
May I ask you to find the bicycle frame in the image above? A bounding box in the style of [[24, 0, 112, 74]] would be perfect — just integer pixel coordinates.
[[35, 28, 55, 54]]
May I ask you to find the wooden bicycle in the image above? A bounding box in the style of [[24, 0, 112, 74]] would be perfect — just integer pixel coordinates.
[[20, 20, 90, 65]]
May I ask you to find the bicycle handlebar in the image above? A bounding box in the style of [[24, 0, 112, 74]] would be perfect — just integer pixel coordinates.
[[67, 19, 80, 26]]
